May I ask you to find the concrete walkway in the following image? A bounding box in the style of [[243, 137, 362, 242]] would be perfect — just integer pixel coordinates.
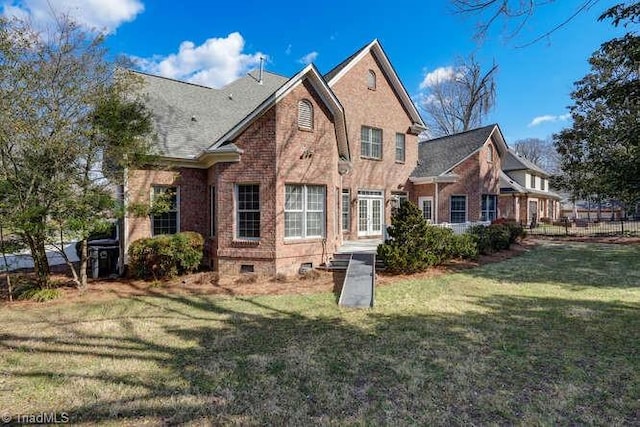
[[338, 253, 375, 308], [336, 239, 382, 254]]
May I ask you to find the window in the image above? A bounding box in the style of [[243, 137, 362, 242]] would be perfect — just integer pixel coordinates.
[[418, 197, 433, 222], [367, 70, 376, 90], [151, 186, 178, 235], [481, 194, 497, 221], [487, 144, 494, 162], [285, 185, 325, 239], [395, 133, 405, 162], [392, 191, 408, 214], [342, 189, 350, 232], [236, 184, 260, 239], [298, 99, 313, 130], [210, 185, 216, 236], [361, 126, 382, 159], [450, 195, 467, 223]]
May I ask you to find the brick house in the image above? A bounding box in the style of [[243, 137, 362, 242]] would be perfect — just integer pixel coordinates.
[[124, 40, 426, 275], [410, 124, 508, 225], [499, 148, 562, 224]]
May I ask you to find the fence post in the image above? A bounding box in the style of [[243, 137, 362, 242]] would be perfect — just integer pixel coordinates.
[[565, 219, 569, 236], [621, 219, 625, 235]]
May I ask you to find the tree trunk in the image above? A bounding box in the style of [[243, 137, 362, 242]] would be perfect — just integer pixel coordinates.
[[0, 225, 13, 301], [80, 238, 88, 288], [24, 233, 51, 288]]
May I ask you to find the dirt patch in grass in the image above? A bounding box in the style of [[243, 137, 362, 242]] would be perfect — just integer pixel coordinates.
[[533, 235, 640, 245]]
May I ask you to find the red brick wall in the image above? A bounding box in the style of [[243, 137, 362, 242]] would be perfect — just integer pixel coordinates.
[[330, 51, 418, 235]]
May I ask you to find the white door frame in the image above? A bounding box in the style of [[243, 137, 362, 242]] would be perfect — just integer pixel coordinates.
[[357, 190, 384, 237], [418, 196, 434, 223]]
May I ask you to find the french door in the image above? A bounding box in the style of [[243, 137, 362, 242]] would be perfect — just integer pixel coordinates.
[[358, 190, 383, 237]]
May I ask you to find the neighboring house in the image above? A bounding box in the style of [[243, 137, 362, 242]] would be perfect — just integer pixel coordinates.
[[499, 149, 561, 224], [410, 124, 507, 225], [124, 39, 426, 275]]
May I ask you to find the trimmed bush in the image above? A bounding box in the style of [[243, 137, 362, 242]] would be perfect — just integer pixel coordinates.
[[377, 201, 478, 274], [467, 222, 523, 255], [128, 232, 204, 279]]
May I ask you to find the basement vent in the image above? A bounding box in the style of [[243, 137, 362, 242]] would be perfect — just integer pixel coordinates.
[[240, 264, 255, 274], [299, 262, 313, 274]]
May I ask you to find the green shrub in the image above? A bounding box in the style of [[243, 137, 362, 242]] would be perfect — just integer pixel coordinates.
[[18, 288, 62, 302], [128, 232, 204, 279], [377, 202, 478, 273], [467, 223, 521, 255]]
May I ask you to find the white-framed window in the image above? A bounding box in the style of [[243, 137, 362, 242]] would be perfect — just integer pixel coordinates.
[[210, 185, 216, 236], [481, 194, 497, 221], [367, 69, 376, 90], [298, 99, 313, 130], [418, 196, 433, 222], [361, 126, 382, 159], [450, 195, 467, 223], [395, 133, 405, 163], [151, 186, 179, 236], [285, 184, 325, 239], [236, 184, 260, 239], [342, 189, 350, 232], [487, 144, 494, 163]]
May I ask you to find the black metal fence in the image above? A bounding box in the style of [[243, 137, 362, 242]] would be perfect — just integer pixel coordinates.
[[526, 219, 640, 237]]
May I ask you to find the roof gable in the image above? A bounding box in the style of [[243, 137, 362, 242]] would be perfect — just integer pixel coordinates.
[[503, 148, 550, 176], [412, 124, 505, 178], [325, 39, 425, 132]]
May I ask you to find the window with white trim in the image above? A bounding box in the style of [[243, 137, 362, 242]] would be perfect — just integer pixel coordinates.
[[395, 133, 405, 162], [450, 195, 467, 223], [285, 184, 325, 239], [487, 144, 494, 163], [342, 189, 350, 232], [481, 194, 497, 221], [236, 184, 260, 239], [151, 186, 178, 235], [367, 70, 376, 90], [361, 126, 382, 159], [298, 99, 313, 130], [210, 185, 216, 236]]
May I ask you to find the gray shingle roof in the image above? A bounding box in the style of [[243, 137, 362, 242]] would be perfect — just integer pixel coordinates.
[[502, 148, 550, 176], [323, 41, 369, 83], [135, 69, 289, 159], [412, 124, 497, 177]]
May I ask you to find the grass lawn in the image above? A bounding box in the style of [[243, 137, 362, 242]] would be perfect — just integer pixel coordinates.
[[1, 241, 639, 425]]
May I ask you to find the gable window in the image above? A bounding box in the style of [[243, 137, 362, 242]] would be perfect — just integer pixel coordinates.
[[342, 189, 350, 232], [418, 196, 433, 222], [236, 184, 260, 239], [298, 99, 313, 130], [361, 126, 382, 159], [151, 186, 179, 236], [367, 70, 376, 90], [481, 194, 497, 221], [285, 184, 325, 239], [450, 195, 467, 223], [487, 144, 494, 163], [395, 133, 406, 163]]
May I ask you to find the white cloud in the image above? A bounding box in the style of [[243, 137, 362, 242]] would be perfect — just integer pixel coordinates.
[[134, 32, 266, 89], [1, 0, 144, 33], [285, 44, 292, 55], [419, 66, 464, 89], [298, 51, 318, 65], [528, 113, 571, 127]]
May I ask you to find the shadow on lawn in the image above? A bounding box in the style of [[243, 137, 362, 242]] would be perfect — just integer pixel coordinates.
[[467, 241, 640, 289], [2, 288, 639, 425]]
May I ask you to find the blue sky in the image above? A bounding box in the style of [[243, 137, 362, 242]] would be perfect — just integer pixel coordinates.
[[1, 0, 630, 142]]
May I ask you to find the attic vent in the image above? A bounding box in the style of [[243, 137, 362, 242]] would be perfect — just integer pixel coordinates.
[[298, 99, 313, 130]]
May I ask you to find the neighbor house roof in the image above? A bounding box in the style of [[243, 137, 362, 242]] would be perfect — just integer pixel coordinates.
[[411, 124, 501, 179], [502, 148, 550, 177], [134, 69, 289, 160], [500, 171, 561, 199]]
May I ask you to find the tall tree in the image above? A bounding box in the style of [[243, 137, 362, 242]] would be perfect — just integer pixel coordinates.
[[512, 137, 560, 173], [0, 16, 152, 288], [554, 3, 640, 212], [420, 56, 498, 137]]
